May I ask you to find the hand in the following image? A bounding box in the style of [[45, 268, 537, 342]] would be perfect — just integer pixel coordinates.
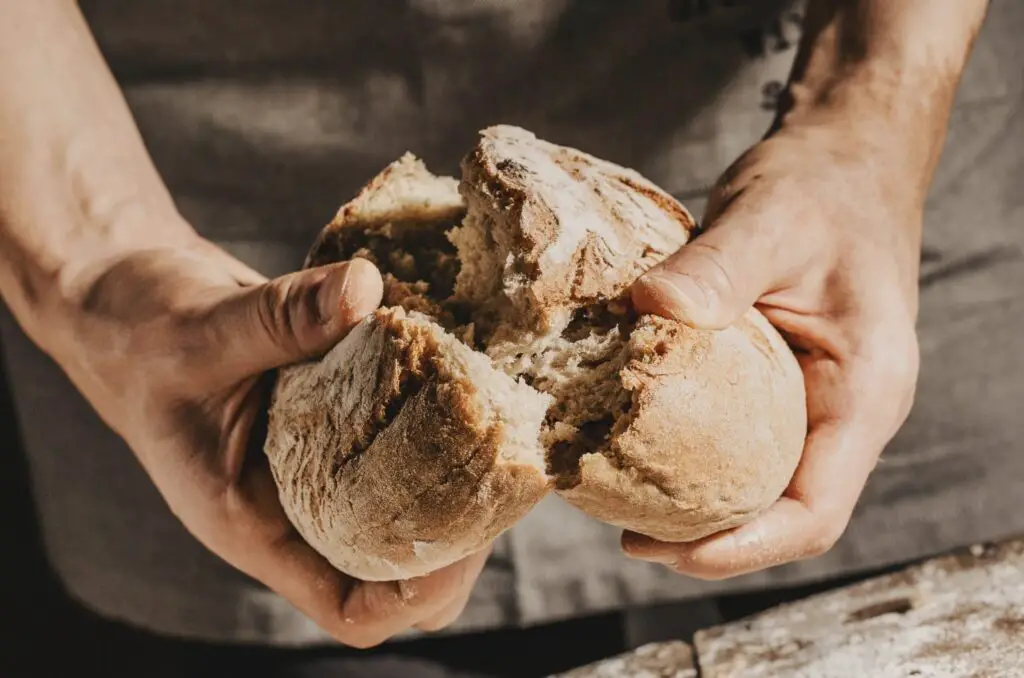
[[624, 121, 922, 579], [49, 226, 487, 646]]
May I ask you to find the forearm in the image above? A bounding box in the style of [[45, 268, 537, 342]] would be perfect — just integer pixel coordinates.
[[778, 0, 990, 199], [0, 0, 193, 349]]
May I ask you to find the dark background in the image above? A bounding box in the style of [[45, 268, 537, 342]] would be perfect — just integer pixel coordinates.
[[0, 352, 73, 675]]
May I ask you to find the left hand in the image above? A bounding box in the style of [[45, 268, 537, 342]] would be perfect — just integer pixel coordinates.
[[623, 119, 923, 580], [50, 228, 489, 647]]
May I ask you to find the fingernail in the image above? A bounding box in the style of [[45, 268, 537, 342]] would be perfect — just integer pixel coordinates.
[[652, 271, 707, 309], [316, 264, 369, 326], [318, 260, 385, 328], [640, 272, 707, 322], [638, 553, 679, 566]]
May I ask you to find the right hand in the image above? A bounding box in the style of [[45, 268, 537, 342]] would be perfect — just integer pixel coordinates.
[[624, 120, 922, 579], [46, 224, 486, 647]]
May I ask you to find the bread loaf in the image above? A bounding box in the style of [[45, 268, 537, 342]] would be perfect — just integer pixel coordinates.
[[265, 126, 807, 581]]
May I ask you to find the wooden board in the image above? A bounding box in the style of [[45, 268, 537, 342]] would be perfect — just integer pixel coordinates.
[[554, 539, 1024, 677], [695, 539, 1024, 677], [551, 640, 697, 678]]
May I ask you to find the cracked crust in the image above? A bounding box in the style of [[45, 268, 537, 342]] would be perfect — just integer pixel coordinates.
[[457, 125, 696, 332], [266, 306, 549, 581], [459, 126, 805, 542], [266, 127, 806, 580], [556, 312, 807, 542]]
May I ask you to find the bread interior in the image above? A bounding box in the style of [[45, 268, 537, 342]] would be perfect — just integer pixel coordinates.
[[341, 209, 637, 490], [404, 313, 553, 472]]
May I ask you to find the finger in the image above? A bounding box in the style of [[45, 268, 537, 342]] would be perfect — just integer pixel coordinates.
[[632, 201, 816, 330], [622, 415, 881, 580], [228, 458, 492, 648], [414, 590, 469, 633], [414, 548, 491, 632], [625, 311, 919, 579], [238, 530, 480, 649], [200, 258, 384, 381], [338, 552, 493, 646]]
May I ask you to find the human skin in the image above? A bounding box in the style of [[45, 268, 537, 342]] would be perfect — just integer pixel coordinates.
[[0, 0, 483, 648], [0, 0, 991, 646], [627, 0, 992, 579]]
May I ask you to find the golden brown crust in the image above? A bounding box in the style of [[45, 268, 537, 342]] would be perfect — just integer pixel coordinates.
[[459, 125, 697, 331], [556, 311, 807, 543], [266, 308, 549, 581], [265, 153, 550, 581], [459, 126, 805, 543], [305, 152, 465, 270], [266, 126, 807, 583]]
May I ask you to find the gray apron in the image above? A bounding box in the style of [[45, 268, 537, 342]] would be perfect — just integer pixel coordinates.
[[1, 0, 1021, 647]]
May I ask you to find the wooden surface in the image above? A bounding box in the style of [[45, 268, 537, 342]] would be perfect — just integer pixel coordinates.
[[553, 640, 697, 678], [554, 539, 1024, 678]]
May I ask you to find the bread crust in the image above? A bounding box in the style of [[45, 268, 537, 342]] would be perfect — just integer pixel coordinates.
[[557, 312, 806, 542], [459, 125, 697, 331], [266, 127, 807, 581], [265, 156, 550, 581], [460, 126, 805, 543]]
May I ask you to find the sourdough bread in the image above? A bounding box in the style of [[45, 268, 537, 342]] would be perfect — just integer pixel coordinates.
[[265, 127, 807, 580]]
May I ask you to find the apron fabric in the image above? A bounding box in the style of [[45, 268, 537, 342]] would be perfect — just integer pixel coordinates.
[[1, 0, 1021, 646]]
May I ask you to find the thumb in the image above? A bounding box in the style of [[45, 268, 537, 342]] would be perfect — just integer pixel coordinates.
[[204, 258, 384, 379], [632, 216, 783, 330]]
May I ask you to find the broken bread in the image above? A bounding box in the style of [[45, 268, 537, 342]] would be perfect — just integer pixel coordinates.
[[265, 125, 807, 582], [267, 306, 550, 582]]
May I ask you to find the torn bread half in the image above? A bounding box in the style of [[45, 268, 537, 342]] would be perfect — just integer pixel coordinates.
[[266, 126, 807, 581]]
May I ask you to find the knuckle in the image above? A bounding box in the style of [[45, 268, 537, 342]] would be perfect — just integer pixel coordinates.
[[338, 585, 390, 627], [420, 598, 471, 632], [888, 327, 921, 388], [894, 359, 920, 424], [334, 580, 427, 642], [417, 611, 460, 633], [228, 501, 290, 549], [847, 311, 920, 412], [891, 330, 921, 424], [321, 609, 393, 649], [335, 629, 390, 650], [256, 280, 287, 333], [804, 534, 836, 559], [873, 349, 919, 429], [804, 517, 847, 558], [256, 279, 299, 353]]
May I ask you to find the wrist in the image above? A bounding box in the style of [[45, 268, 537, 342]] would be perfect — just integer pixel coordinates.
[[0, 187, 195, 355], [0, 0, 200, 354], [776, 66, 938, 191], [772, 1, 988, 199]]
